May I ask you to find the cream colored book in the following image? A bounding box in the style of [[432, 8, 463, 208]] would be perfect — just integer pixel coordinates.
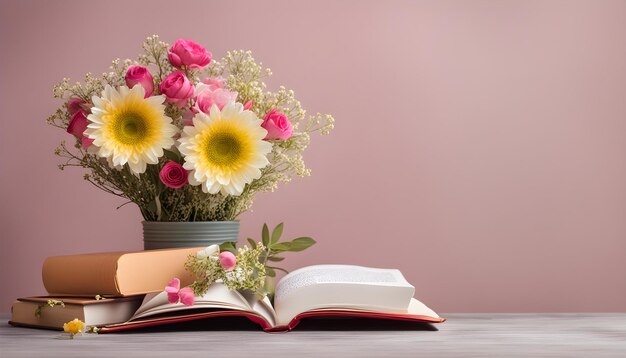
[[9, 296, 143, 330], [101, 264, 444, 333]]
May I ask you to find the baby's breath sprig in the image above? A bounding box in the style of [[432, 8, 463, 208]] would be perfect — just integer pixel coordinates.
[[186, 223, 316, 299], [186, 242, 267, 297]]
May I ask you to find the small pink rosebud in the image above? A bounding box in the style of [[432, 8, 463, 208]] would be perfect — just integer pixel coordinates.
[[81, 136, 94, 150], [67, 111, 89, 139], [125, 65, 154, 97], [165, 277, 194, 306], [219, 251, 236, 271], [66, 98, 86, 115], [262, 109, 293, 140], [67, 108, 95, 150], [243, 100, 253, 110], [168, 39, 212, 70], [158, 70, 194, 107]]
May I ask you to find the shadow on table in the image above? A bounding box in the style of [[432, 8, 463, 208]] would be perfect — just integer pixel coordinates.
[[294, 317, 438, 331], [113, 316, 438, 333]]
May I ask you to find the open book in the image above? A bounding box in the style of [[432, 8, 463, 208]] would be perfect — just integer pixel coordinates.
[[101, 265, 444, 333]]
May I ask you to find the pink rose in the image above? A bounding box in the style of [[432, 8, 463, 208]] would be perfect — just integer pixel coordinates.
[[201, 77, 223, 90], [219, 251, 236, 271], [81, 137, 94, 150], [243, 100, 253, 110], [67, 110, 94, 150], [158, 71, 194, 107], [125, 65, 154, 97], [262, 109, 293, 140], [67, 111, 89, 139], [168, 39, 212, 70], [66, 98, 86, 115], [194, 82, 238, 114], [159, 161, 189, 189]]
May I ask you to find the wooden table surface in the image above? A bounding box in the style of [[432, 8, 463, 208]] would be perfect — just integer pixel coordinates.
[[1, 313, 625, 357]]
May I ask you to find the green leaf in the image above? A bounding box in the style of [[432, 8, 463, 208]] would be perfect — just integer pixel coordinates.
[[163, 149, 181, 162], [265, 267, 276, 277], [270, 223, 284, 245], [247, 238, 257, 248], [146, 199, 157, 214], [219, 241, 237, 253], [268, 242, 291, 253], [267, 256, 285, 262], [271, 237, 316, 253], [267, 266, 289, 274], [287, 237, 317, 252], [262, 223, 270, 246]]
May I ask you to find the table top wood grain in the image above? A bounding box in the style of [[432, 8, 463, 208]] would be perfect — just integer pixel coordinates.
[[1, 313, 625, 357]]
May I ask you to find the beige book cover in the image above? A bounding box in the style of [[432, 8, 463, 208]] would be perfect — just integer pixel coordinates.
[[42, 247, 202, 296], [9, 296, 144, 330]]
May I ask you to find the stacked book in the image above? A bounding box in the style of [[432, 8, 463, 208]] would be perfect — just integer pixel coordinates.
[[10, 248, 444, 333], [10, 247, 198, 330]]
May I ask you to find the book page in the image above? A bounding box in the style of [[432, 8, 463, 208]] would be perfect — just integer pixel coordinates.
[[130, 282, 253, 321], [244, 293, 276, 327], [274, 265, 416, 326], [408, 298, 440, 318]]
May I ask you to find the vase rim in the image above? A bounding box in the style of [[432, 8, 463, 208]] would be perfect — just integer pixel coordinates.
[[142, 220, 240, 224]]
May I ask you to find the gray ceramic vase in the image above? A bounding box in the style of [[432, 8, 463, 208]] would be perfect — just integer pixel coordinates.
[[142, 221, 239, 250]]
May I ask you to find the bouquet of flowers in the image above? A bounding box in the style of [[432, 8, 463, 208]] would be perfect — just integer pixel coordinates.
[[48, 36, 334, 221]]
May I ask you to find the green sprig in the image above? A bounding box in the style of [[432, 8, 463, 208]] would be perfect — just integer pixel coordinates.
[[34, 300, 65, 318]]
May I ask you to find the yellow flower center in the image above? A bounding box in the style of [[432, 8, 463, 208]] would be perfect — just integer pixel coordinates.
[[111, 111, 152, 145], [206, 132, 242, 165], [101, 93, 167, 154], [199, 121, 253, 171]]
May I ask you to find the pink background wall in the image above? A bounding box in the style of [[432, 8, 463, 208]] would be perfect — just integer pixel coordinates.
[[1, 0, 625, 313]]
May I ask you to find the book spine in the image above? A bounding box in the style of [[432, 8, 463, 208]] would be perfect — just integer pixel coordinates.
[[42, 248, 201, 296], [42, 254, 122, 296]]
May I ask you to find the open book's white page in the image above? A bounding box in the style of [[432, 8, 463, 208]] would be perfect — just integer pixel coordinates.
[[132, 292, 166, 318], [276, 265, 407, 297], [274, 265, 415, 326], [83, 300, 143, 326], [246, 294, 276, 327], [130, 283, 254, 321], [306, 298, 440, 318], [408, 298, 440, 318]]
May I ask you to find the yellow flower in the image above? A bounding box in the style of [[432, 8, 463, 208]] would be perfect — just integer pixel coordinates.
[[63, 318, 85, 336], [85, 85, 178, 174], [178, 102, 271, 195]]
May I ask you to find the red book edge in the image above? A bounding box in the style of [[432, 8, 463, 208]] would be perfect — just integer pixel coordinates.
[[99, 309, 445, 333]]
